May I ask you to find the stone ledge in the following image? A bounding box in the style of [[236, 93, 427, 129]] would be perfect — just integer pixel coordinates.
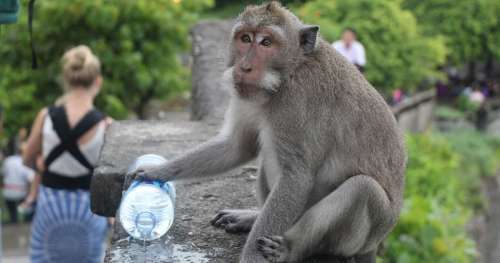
[[90, 120, 219, 217]]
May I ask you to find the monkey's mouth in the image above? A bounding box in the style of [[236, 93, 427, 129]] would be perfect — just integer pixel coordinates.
[[234, 73, 280, 96], [222, 67, 276, 97], [234, 82, 259, 97]]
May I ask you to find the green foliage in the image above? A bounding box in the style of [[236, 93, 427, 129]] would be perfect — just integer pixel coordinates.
[[0, 0, 213, 139], [297, 0, 446, 94], [403, 0, 500, 65], [386, 197, 477, 263], [441, 131, 500, 180], [404, 134, 463, 207], [213, 0, 307, 8], [203, 1, 310, 19], [455, 95, 481, 115], [385, 131, 500, 262], [383, 133, 478, 263], [434, 105, 466, 121], [202, 1, 248, 19], [434, 102, 478, 126]]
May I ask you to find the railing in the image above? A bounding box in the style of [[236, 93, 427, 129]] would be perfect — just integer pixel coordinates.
[[392, 90, 436, 133]]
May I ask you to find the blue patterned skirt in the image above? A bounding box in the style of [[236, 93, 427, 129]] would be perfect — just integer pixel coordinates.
[[30, 186, 108, 263]]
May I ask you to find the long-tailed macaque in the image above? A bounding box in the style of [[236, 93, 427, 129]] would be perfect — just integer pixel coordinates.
[[131, 2, 406, 262]]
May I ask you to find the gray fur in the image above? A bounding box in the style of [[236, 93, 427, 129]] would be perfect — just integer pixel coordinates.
[[136, 2, 405, 263], [211, 209, 259, 233]]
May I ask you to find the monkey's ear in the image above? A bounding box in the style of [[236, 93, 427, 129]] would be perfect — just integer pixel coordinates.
[[300, 25, 319, 55], [266, 1, 281, 12]]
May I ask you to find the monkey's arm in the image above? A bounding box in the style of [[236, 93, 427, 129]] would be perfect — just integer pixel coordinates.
[[134, 117, 259, 182], [240, 155, 314, 263]]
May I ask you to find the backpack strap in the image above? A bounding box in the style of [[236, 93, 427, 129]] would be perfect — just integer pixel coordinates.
[[44, 106, 105, 171], [42, 170, 93, 191]]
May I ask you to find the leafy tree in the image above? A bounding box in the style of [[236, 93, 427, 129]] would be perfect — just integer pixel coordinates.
[[0, 0, 213, 140], [297, 0, 447, 94], [383, 134, 478, 263], [213, 0, 307, 7], [403, 0, 500, 77]]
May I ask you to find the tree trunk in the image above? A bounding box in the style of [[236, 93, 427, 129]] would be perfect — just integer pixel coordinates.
[[135, 87, 155, 120], [485, 55, 494, 80], [468, 61, 476, 84]]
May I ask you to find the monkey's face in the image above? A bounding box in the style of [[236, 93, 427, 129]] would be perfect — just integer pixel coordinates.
[[223, 2, 319, 100], [227, 26, 283, 98]]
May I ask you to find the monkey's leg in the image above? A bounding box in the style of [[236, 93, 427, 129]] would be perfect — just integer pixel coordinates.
[[257, 175, 395, 263], [212, 165, 269, 233], [353, 250, 377, 263], [256, 164, 270, 206]]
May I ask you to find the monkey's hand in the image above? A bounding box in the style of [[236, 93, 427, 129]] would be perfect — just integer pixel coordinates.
[[123, 165, 173, 190], [257, 236, 290, 263]]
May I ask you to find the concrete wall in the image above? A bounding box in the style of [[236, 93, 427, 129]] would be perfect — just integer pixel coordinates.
[[393, 90, 436, 133], [190, 20, 234, 123]]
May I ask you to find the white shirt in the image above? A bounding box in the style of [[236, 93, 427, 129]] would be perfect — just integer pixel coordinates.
[[332, 40, 366, 66], [2, 155, 35, 200], [469, 91, 485, 104]]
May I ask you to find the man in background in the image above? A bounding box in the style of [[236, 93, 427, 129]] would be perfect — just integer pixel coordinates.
[[1, 142, 35, 223], [332, 28, 366, 72]]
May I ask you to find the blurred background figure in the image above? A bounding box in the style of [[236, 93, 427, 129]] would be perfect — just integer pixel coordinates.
[[435, 80, 450, 101], [391, 88, 406, 106], [1, 142, 35, 224], [469, 84, 486, 105], [17, 154, 44, 221], [488, 80, 499, 97], [23, 45, 111, 263], [332, 28, 366, 72]]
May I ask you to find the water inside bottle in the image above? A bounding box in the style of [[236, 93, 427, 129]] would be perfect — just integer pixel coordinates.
[[119, 182, 174, 241]]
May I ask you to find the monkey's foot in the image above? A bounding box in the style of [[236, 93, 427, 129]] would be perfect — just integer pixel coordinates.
[[210, 209, 258, 233], [257, 236, 290, 263]]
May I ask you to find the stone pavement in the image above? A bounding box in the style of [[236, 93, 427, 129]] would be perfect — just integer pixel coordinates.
[[3, 255, 29, 263], [1, 223, 30, 263]]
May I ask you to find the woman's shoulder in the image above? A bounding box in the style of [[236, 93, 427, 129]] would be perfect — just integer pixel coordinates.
[[84, 107, 112, 128], [36, 107, 49, 121]]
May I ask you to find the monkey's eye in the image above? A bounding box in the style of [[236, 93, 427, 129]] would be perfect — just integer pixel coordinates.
[[241, 34, 252, 43], [261, 38, 272, 47]]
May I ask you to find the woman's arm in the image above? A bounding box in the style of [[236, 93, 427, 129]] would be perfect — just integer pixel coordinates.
[[21, 144, 45, 208], [20, 172, 40, 208], [104, 116, 113, 128], [23, 108, 47, 169]]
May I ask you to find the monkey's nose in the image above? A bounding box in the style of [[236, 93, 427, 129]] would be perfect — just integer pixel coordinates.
[[240, 64, 252, 73]]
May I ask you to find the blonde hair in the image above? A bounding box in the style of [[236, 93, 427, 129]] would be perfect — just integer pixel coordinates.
[[61, 45, 101, 89]]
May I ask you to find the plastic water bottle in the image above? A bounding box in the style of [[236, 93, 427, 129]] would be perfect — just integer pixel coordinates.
[[119, 154, 176, 241]]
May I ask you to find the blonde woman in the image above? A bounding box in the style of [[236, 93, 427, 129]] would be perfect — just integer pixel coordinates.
[[23, 45, 111, 263]]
